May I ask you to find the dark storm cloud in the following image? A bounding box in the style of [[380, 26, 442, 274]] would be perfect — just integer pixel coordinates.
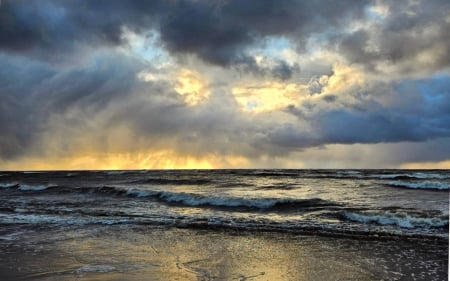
[[0, 0, 166, 62], [316, 110, 446, 144], [0, 55, 54, 158], [337, 0, 450, 74], [271, 61, 299, 81], [0, 51, 256, 160], [232, 58, 300, 81], [0, 52, 150, 159], [0, 0, 369, 69], [284, 76, 450, 147]]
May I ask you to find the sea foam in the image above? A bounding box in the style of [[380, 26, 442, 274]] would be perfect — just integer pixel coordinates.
[[0, 183, 16, 188], [343, 211, 448, 229], [18, 184, 49, 191], [126, 189, 328, 209], [374, 173, 450, 180], [386, 181, 449, 190]]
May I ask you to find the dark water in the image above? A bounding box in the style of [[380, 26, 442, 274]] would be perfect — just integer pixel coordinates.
[[0, 169, 448, 280], [0, 169, 448, 240]]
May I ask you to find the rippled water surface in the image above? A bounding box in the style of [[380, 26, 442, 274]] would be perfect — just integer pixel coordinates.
[[0, 169, 448, 240]]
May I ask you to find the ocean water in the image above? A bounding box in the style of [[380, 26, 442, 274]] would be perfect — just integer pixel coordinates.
[[0, 169, 448, 240], [0, 169, 448, 280]]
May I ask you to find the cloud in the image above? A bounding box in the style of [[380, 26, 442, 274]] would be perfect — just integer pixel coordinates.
[[336, 0, 450, 76], [2, 49, 449, 165], [0, 0, 368, 71], [289, 73, 450, 146], [0, 0, 449, 169], [291, 137, 450, 168]]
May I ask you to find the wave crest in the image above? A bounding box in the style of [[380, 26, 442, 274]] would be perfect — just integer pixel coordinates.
[[18, 184, 50, 191], [126, 189, 335, 210], [386, 181, 449, 190], [0, 183, 50, 191], [343, 211, 448, 229], [374, 172, 450, 180], [132, 178, 211, 185]]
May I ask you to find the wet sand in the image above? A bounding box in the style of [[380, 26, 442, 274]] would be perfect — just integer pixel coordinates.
[[0, 224, 447, 281]]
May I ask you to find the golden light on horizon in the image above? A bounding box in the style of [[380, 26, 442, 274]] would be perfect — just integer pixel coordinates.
[[0, 150, 254, 171], [400, 161, 450, 169]]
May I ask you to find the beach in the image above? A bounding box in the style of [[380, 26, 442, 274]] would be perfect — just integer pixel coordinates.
[[0, 224, 447, 281]]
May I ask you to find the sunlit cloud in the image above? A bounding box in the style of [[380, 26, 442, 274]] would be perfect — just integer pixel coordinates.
[[232, 82, 307, 113], [174, 69, 210, 106]]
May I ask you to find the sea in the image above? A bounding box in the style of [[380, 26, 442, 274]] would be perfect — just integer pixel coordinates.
[[0, 169, 448, 280]]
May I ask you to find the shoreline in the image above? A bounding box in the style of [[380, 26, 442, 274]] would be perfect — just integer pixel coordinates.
[[2, 220, 447, 245], [0, 224, 447, 281]]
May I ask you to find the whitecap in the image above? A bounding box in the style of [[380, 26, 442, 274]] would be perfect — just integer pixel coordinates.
[[126, 188, 327, 209], [18, 184, 49, 191], [158, 192, 287, 209], [0, 183, 16, 188], [411, 172, 450, 179], [343, 211, 448, 229], [373, 173, 450, 180], [374, 174, 406, 179], [387, 181, 449, 190]]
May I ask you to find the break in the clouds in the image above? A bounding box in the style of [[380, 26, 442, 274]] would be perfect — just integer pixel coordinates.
[[0, 0, 449, 169]]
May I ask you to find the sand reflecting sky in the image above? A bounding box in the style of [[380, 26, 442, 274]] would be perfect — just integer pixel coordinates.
[[1, 225, 446, 280]]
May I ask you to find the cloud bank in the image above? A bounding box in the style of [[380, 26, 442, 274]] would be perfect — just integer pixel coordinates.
[[0, 0, 449, 169]]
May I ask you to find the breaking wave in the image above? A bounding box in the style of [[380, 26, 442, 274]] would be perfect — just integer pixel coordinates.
[[343, 211, 448, 229], [18, 184, 50, 191], [0, 183, 50, 191], [126, 189, 336, 210], [386, 181, 449, 190], [1, 211, 446, 241], [0, 183, 17, 188], [373, 172, 450, 180]]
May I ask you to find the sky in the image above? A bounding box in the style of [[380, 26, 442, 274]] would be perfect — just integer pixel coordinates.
[[0, 0, 449, 170]]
